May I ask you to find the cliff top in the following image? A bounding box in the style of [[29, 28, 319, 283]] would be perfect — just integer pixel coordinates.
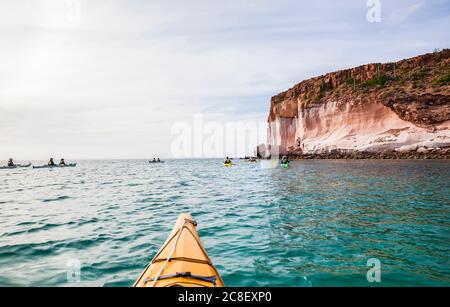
[[272, 49, 449, 105], [269, 49, 450, 126]]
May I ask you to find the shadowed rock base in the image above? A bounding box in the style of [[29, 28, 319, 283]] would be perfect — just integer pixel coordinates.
[[288, 148, 450, 160]]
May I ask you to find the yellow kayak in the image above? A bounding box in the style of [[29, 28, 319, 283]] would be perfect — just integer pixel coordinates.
[[224, 163, 232, 167], [134, 213, 224, 287]]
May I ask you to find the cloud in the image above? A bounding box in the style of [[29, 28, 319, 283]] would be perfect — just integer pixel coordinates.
[[385, 1, 425, 23], [0, 0, 449, 158]]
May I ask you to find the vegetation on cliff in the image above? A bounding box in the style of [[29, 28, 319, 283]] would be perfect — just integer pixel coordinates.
[[269, 49, 450, 128]]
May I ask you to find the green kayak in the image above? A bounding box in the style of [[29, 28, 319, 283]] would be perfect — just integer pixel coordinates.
[[280, 163, 289, 168], [33, 163, 77, 169], [0, 163, 31, 170]]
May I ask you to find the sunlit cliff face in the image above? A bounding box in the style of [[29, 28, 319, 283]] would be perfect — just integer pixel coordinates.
[[268, 100, 450, 155]]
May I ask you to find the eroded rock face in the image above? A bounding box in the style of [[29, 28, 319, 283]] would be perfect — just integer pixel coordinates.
[[267, 50, 450, 156], [385, 94, 450, 126]]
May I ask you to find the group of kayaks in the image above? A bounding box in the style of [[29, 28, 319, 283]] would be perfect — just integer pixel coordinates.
[[223, 159, 290, 168], [224, 157, 265, 167], [0, 162, 77, 170]]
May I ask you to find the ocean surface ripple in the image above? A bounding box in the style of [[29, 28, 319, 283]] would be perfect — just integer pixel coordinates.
[[0, 159, 449, 287]]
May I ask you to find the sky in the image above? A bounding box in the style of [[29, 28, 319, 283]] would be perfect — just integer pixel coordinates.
[[0, 0, 449, 159]]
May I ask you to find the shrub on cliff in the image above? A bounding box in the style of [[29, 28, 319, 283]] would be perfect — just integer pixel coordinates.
[[411, 68, 430, 81], [360, 75, 398, 89], [435, 72, 450, 85]]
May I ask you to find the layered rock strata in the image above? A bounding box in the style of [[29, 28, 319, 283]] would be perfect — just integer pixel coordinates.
[[267, 49, 450, 158]]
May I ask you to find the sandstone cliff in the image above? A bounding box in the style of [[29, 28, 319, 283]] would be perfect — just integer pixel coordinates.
[[267, 49, 450, 157]]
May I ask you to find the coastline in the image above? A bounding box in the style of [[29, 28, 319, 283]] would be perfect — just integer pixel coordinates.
[[286, 148, 450, 160]]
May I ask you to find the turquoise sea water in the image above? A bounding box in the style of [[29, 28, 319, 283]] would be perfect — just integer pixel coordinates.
[[0, 159, 449, 287]]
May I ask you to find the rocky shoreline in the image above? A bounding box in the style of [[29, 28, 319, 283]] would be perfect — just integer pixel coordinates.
[[287, 148, 450, 160]]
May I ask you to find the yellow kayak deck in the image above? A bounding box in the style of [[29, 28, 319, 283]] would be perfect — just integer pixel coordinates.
[[134, 213, 224, 287]]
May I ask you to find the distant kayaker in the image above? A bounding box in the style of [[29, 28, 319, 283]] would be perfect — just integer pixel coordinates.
[[152, 158, 156, 162], [59, 158, 66, 166], [157, 158, 161, 162], [48, 158, 55, 166], [224, 157, 232, 164], [281, 155, 289, 164], [7, 158, 14, 167]]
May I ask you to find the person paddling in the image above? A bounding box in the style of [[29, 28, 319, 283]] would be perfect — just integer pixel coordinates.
[[224, 157, 232, 165], [59, 158, 66, 166], [48, 158, 55, 166], [7, 158, 15, 167], [281, 155, 289, 165]]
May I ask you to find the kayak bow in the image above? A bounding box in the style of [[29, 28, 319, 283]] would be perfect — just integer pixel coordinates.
[[134, 213, 224, 287]]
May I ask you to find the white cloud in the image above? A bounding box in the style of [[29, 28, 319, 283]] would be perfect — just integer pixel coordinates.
[[386, 1, 425, 23], [0, 0, 448, 159]]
